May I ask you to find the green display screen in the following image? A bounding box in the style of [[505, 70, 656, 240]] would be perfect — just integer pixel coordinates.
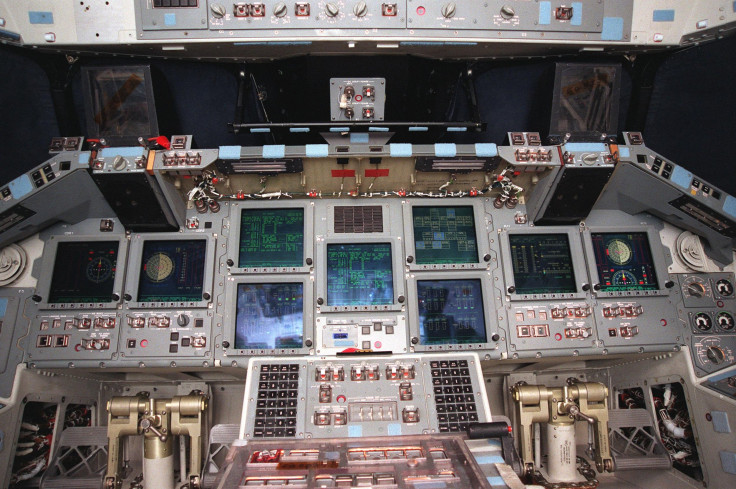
[[412, 206, 478, 264], [327, 243, 393, 306], [509, 234, 577, 294], [591, 232, 659, 291], [238, 208, 304, 268]]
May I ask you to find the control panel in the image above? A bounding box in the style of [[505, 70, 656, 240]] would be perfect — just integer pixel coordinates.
[[679, 272, 736, 376], [211, 434, 493, 489], [240, 354, 491, 439]]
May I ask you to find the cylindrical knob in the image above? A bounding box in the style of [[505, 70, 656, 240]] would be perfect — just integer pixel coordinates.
[[500, 5, 515, 19], [354, 1, 368, 17], [210, 3, 226, 18], [177, 314, 189, 327], [441, 2, 456, 19], [273, 2, 288, 17], [325, 3, 339, 17]]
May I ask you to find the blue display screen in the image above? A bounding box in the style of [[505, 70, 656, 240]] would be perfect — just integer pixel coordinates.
[[326, 243, 394, 306], [137, 240, 206, 302], [234, 283, 303, 350], [417, 279, 487, 345]]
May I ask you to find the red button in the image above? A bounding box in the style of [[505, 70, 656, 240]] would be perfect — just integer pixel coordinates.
[[141, 339, 148, 347]]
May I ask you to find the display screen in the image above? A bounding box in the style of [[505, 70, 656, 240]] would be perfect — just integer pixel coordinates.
[[326, 243, 393, 306], [238, 208, 304, 268], [417, 279, 487, 344], [234, 283, 303, 350], [509, 234, 577, 294], [412, 206, 478, 264], [48, 241, 119, 303], [137, 240, 207, 302], [591, 232, 659, 291]]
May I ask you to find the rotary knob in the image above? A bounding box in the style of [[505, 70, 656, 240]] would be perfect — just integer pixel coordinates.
[[113, 155, 127, 171], [325, 2, 339, 17], [500, 5, 515, 19], [706, 346, 726, 364], [354, 1, 367, 17], [441, 2, 456, 19], [273, 2, 288, 18], [210, 3, 226, 18]]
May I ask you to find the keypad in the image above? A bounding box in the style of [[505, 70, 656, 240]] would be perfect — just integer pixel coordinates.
[[253, 364, 300, 438], [430, 360, 478, 432]]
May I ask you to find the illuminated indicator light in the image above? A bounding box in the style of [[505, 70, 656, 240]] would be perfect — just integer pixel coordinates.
[[417, 6, 425, 15], [554, 333, 562, 341], [374, 341, 382, 348], [141, 339, 148, 347]]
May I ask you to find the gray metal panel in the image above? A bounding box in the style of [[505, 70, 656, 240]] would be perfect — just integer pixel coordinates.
[[0, 154, 113, 249]]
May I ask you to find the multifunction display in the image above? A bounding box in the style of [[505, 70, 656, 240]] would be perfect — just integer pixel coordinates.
[[235, 283, 303, 350], [137, 240, 207, 302], [326, 243, 393, 306], [417, 279, 487, 344], [591, 232, 659, 291], [48, 241, 119, 303], [509, 234, 577, 294], [239, 208, 304, 268], [412, 206, 478, 264]]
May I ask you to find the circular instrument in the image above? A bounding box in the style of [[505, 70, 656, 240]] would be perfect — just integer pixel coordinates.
[[612, 270, 637, 286], [716, 279, 734, 297], [607, 239, 632, 265], [86, 256, 113, 284], [717, 312, 735, 331], [145, 252, 174, 283], [693, 312, 713, 332]]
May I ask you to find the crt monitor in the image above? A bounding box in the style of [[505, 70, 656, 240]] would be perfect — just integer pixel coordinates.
[[47, 241, 120, 303], [238, 208, 304, 268], [326, 243, 394, 306], [234, 283, 304, 349], [412, 206, 479, 264], [590, 232, 659, 291], [508, 233, 577, 294], [137, 239, 207, 302], [417, 279, 487, 345]]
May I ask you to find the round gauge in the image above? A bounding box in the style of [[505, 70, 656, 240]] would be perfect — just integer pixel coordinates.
[[612, 270, 637, 286], [693, 312, 713, 331], [717, 312, 735, 331], [607, 239, 633, 265], [145, 252, 174, 283], [85, 257, 113, 284], [682, 276, 710, 299], [716, 279, 734, 297], [695, 336, 734, 367]]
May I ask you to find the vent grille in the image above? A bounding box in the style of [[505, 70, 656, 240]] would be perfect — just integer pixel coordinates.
[[334, 206, 383, 233]]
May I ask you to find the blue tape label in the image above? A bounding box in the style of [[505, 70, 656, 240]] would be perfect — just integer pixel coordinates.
[[218, 146, 242, 160], [539, 2, 551, 25], [262, 145, 285, 159], [0, 298, 8, 318], [601, 17, 624, 41], [571, 2, 582, 26], [164, 13, 177, 26], [9, 174, 33, 200], [28, 12, 53, 24], [305, 144, 329, 158], [435, 143, 457, 158], [653, 10, 675, 22]]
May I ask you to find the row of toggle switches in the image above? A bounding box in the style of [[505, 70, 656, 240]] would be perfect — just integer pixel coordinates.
[[602, 305, 644, 318], [315, 365, 415, 382], [318, 383, 413, 404]]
